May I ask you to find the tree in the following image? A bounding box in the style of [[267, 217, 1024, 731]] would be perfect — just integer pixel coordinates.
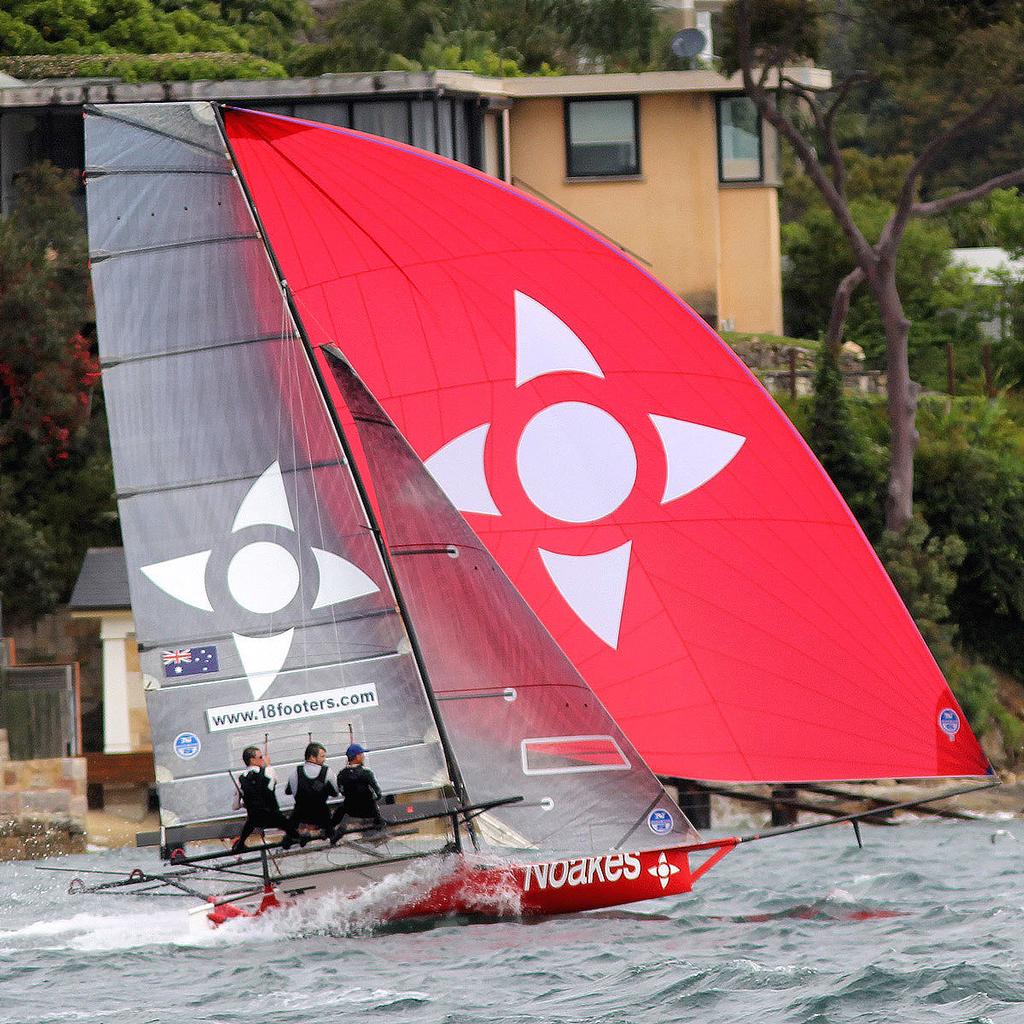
[[807, 345, 885, 538], [0, 0, 310, 78], [293, 0, 657, 76], [914, 398, 1024, 679], [0, 164, 117, 625], [0, 0, 249, 55], [722, 1, 1024, 531]]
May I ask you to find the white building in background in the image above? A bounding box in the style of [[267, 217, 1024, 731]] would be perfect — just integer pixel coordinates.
[[950, 247, 1024, 342], [68, 547, 145, 756]]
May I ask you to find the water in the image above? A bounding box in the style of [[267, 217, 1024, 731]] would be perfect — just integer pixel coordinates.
[[2, 820, 1022, 1023]]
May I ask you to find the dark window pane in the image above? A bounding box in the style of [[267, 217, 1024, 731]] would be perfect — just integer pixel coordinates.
[[294, 102, 351, 128], [718, 96, 762, 181], [352, 100, 410, 144], [411, 100, 436, 152], [566, 99, 638, 177]]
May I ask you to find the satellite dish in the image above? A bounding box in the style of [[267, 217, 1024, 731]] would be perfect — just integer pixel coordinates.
[[670, 28, 707, 61]]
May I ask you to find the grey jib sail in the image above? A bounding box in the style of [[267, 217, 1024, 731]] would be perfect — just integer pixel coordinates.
[[85, 103, 452, 830], [327, 352, 698, 857]]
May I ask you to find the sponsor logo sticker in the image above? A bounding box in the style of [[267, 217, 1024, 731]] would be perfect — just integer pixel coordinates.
[[648, 808, 673, 834], [523, 852, 642, 891], [206, 683, 379, 733], [938, 708, 961, 739], [173, 732, 201, 759]]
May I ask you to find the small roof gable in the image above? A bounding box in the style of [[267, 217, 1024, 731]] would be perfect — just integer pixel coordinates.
[[70, 547, 130, 610]]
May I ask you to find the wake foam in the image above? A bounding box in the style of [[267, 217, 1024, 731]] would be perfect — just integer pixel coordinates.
[[233, 853, 523, 937], [0, 908, 228, 952]]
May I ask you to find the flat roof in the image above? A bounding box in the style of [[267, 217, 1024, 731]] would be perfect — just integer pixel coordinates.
[[0, 66, 830, 110]]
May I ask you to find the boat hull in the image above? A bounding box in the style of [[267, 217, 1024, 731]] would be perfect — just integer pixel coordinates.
[[205, 838, 736, 925]]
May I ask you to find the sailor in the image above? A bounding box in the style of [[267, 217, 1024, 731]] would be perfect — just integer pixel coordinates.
[[332, 743, 385, 836], [285, 741, 339, 837], [231, 746, 304, 853]]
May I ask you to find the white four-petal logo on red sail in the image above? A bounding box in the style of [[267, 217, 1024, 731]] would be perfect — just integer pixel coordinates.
[[137, 462, 379, 699], [423, 292, 745, 648]]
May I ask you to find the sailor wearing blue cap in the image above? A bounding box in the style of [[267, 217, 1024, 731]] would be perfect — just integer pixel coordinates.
[[332, 742, 385, 838]]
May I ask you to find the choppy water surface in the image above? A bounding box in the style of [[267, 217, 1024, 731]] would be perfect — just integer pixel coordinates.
[[2, 819, 1022, 1023]]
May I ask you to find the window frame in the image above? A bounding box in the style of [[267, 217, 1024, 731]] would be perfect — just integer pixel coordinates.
[[563, 95, 641, 180], [716, 94, 764, 184]]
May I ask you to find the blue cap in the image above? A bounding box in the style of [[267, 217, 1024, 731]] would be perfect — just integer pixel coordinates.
[[346, 743, 366, 760]]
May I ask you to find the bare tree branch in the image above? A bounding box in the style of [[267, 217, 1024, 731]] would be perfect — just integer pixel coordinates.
[[913, 167, 1024, 217], [881, 92, 1005, 254], [825, 266, 866, 354], [734, 0, 875, 271], [821, 71, 875, 198]]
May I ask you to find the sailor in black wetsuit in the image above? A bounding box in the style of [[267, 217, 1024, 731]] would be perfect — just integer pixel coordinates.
[[332, 743, 385, 837], [231, 746, 304, 853], [285, 742, 338, 837]]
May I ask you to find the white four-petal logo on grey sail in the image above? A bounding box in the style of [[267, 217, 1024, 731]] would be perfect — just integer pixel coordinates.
[[139, 462, 379, 699], [424, 291, 746, 649]]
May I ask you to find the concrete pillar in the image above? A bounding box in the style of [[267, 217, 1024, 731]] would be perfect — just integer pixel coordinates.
[[101, 616, 133, 753]]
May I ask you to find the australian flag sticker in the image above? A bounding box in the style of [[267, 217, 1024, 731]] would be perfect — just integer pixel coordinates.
[[163, 645, 219, 678]]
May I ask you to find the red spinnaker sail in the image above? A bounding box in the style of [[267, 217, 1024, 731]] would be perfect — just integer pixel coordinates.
[[223, 108, 988, 782]]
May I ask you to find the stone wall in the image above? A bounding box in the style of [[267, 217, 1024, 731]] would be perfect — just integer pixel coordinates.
[[0, 730, 87, 860]]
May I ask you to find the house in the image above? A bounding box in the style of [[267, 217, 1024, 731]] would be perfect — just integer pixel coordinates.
[[0, 64, 829, 333]]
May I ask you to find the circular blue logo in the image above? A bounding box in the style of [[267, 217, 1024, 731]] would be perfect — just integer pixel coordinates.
[[173, 732, 201, 759], [648, 808, 674, 835], [938, 708, 961, 738]]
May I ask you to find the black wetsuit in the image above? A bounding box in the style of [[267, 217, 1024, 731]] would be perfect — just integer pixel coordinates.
[[288, 764, 338, 833], [333, 764, 384, 829], [232, 766, 302, 852]]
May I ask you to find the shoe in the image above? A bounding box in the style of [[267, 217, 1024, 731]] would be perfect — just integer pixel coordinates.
[[298, 835, 309, 847], [230, 841, 245, 854], [281, 836, 294, 850]]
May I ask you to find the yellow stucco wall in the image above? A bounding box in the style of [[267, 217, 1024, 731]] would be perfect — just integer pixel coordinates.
[[508, 92, 782, 332], [717, 187, 784, 334]]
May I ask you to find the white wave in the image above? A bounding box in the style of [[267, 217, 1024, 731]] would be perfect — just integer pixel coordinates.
[[0, 908, 232, 952], [212, 853, 522, 938], [824, 887, 856, 904]]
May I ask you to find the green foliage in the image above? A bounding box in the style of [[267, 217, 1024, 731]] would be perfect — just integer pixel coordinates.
[[159, 0, 314, 63], [872, 510, 1022, 751], [717, 0, 824, 75], [0, 0, 308, 79], [875, 513, 966, 669], [0, 164, 118, 625], [915, 398, 1024, 677], [818, 1, 1024, 192], [807, 346, 886, 538], [0, 0, 249, 55], [386, 29, 539, 76], [782, 185, 986, 390], [293, 0, 658, 76]]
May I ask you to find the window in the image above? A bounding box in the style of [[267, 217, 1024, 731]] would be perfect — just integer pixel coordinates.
[[717, 95, 763, 182], [564, 98, 640, 178], [520, 735, 631, 775]]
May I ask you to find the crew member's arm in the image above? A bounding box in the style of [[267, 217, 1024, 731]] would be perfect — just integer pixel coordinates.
[[367, 768, 382, 802]]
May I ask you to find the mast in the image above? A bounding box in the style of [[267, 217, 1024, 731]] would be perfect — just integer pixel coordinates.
[[212, 104, 475, 844]]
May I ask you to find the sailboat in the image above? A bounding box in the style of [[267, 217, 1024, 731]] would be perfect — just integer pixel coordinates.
[[72, 100, 991, 924]]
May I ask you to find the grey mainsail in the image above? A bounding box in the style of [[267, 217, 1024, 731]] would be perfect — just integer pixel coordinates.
[[85, 103, 452, 831]]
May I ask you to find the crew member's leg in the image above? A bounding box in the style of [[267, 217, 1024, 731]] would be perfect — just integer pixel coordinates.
[[230, 816, 257, 854]]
